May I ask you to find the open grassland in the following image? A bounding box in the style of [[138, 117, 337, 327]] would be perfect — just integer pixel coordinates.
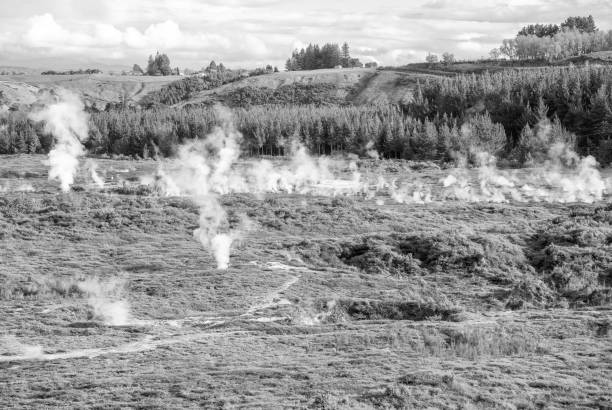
[[0, 155, 611, 409]]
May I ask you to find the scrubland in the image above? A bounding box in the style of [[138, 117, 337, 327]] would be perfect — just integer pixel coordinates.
[[0, 155, 610, 409]]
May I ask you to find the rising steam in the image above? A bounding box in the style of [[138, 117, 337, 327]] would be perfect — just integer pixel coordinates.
[[77, 278, 131, 326], [0, 335, 43, 359], [141, 113, 610, 269], [87, 159, 105, 189], [30, 91, 88, 192], [156, 107, 242, 270], [441, 145, 609, 203]]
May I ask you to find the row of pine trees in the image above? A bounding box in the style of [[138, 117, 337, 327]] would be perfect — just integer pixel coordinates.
[[0, 103, 573, 165], [405, 64, 612, 163], [85, 105, 509, 160]]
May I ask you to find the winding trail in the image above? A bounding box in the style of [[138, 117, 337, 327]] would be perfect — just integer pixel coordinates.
[[0, 330, 250, 363], [245, 274, 300, 315]]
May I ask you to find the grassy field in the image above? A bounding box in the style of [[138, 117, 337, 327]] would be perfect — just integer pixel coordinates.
[[0, 155, 611, 409]]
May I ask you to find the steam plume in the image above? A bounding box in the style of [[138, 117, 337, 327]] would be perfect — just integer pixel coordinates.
[[30, 91, 88, 192], [0, 335, 43, 359], [77, 278, 131, 326], [158, 107, 241, 269], [87, 159, 105, 188]]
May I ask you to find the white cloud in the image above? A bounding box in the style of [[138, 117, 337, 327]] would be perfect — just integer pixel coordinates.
[[24, 14, 75, 47], [243, 34, 269, 57], [94, 24, 123, 46], [124, 27, 147, 48], [143, 21, 182, 49], [457, 41, 485, 52], [453, 32, 487, 41], [1, 1, 612, 69]]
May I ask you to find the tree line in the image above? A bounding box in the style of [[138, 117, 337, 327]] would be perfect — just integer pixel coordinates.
[[84, 105, 510, 160], [41, 69, 102, 75], [518, 15, 597, 38], [0, 101, 582, 165]]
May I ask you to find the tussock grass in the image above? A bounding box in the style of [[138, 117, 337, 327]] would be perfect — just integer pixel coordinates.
[[337, 299, 460, 321], [528, 208, 612, 305], [416, 326, 548, 360], [0, 276, 84, 300]]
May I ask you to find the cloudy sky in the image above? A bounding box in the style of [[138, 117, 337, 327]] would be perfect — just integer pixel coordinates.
[[1, 0, 611, 70]]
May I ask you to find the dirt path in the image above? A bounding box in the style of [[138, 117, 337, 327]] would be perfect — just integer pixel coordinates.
[[0, 330, 252, 363], [131, 82, 147, 100], [245, 273, 300, 315]]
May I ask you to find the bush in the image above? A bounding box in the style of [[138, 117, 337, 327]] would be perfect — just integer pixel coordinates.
[[529, 214, 612, 305]]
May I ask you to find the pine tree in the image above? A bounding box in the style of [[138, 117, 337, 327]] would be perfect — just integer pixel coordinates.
[[146, 55, 158, 76], [341, 42, 350, 67]]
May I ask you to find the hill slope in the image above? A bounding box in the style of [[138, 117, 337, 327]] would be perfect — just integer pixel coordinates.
[[0, 74, 181, 110], [173, 68, 431, 107], [1, 69, 440, 109]]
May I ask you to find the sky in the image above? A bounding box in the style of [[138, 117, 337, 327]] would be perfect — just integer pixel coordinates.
[[0, 0, 611, 71]]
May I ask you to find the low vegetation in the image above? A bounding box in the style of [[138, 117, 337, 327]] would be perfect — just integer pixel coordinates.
[[41, 69, 102, 75], [1, 159, 610, 408], [225, 83, 344, 107]]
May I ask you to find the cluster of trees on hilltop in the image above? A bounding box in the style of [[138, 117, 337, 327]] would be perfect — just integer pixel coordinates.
[[405, 64, 612, 165], [285, 42, 363, 71], [141, 52, 179, 76], [491, 15, 612, 61], [518, 16, 597, 37]]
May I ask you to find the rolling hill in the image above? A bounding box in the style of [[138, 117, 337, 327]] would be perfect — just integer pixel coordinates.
[[0, 74, 181, 110], [171, 68, 431, 107]]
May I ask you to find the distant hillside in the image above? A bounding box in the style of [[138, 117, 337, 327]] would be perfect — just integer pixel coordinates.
[[562, 50, 612, 64], [1, 67, 446, 110], [0, 66, 41, 75], [0, 74, 180, 110], [389, 52, 612, 77], [168, 68, 432, 107]]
